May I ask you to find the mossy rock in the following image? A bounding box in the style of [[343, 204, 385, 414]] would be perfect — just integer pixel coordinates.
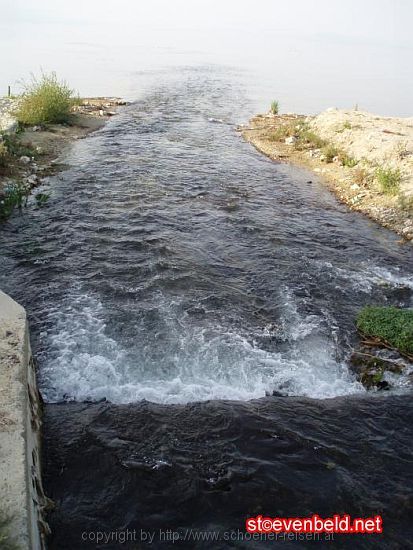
[[356, 306, 413, 355], [349, 352, 403, 390]]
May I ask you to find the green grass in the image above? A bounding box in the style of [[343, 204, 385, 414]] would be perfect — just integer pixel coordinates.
[[270, 100, 279, 115], [340, 154, 358, 168], [294, 124, 327, 150], [0, 182, 28, 220], [15, 72, 78, 125], [375, 166, 402, 195], [356, 306, 413, 355]]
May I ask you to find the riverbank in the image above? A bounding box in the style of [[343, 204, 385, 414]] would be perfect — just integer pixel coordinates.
[[0, 97, 126, 217], [240, 109, 413, 241]]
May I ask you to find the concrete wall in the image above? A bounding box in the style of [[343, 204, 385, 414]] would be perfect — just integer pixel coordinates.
[[0, 290, 50, 549]]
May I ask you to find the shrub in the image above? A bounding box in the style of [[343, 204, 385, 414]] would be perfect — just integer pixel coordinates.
[[356, 306, 413, 355], [16, 72, 77, 125], [266, 125, 292, 142], [340, 154, 358, 168], [353, 167, 370, 187], [270, 100, 279, 115], [375, 166, 402, 195], [296, 125, 326, 149], [322, 144, 339, 163]]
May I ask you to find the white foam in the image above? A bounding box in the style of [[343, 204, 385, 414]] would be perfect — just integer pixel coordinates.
[[313, 260, 413, 295], [39, 287, 364, 404]]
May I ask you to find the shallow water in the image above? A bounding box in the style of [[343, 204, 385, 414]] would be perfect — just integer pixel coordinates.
[[0, 67, 412, 548]]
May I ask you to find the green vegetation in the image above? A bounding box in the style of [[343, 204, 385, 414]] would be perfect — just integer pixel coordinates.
[[322, 144, 339, 163], [1, 133, 35, 159], [0, 133, 36, 176], [0, 182, 28, 220], [270, 100, 279, 115], [34, 192, 50, 207], [356, 306, 413, 355], [15, 72, 78, 125], [375, 166, 402, 195], [292, 122, 326, 150], [0, 512, 19, 550], [267, 125, 291, 142], [340, 154, 358, 168]]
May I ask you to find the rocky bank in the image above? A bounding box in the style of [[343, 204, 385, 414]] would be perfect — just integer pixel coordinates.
[[241, 108, 413, 240]]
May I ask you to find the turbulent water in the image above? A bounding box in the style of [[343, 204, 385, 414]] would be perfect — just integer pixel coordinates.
[[0, 68, 412, 548]]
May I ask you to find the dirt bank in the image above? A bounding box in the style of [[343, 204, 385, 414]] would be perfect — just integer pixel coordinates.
[[0, 98, 126, 215], [240, 109, 413, 241]]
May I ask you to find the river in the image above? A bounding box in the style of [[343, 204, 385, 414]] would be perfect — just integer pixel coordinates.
[[0, 67, 412, 548]]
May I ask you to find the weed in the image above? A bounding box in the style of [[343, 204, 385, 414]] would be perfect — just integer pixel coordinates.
[[322, 144, 339, 163], [270, 100, 279, 115], [353, 167, 370, 187], [398, 193, 413, 212], [337, 121, 352, 133], [0, 133, 35, 158], [0, 182, 29, 220], [295, 125, 326, 150], [35, 192, 50, 207], [266, 125, 292, 142], [340, 154, 358, 168], [375, 166, 402, 195], [15, 72, 77, 125]]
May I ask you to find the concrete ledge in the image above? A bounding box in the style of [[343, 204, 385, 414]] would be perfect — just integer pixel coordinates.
[[0, 290, 49, 549]]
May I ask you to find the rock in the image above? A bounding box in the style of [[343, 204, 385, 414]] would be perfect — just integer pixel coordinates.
[[285, 136, 297, 145], [350, 183, 360, 190], [349, 350, 406, 390], [19, 156, 31, 164], [25, 175, 38, 186]]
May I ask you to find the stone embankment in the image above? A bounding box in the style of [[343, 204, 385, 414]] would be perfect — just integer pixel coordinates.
[[0, 291, 50, 549]]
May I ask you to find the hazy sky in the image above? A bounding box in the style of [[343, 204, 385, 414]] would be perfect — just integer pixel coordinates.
[[1, 0, 412, 115], [2, 0, 411, 40]]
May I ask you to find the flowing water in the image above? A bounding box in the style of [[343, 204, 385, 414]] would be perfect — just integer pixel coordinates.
[[0, 67, 412, 548]]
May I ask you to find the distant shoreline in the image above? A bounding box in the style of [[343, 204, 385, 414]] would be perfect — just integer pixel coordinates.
[[240, 109, 413, 242]]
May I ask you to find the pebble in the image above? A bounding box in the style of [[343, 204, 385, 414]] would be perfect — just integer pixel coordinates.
[[285, 136, 297, 145], [19, 155, 31, 164]]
